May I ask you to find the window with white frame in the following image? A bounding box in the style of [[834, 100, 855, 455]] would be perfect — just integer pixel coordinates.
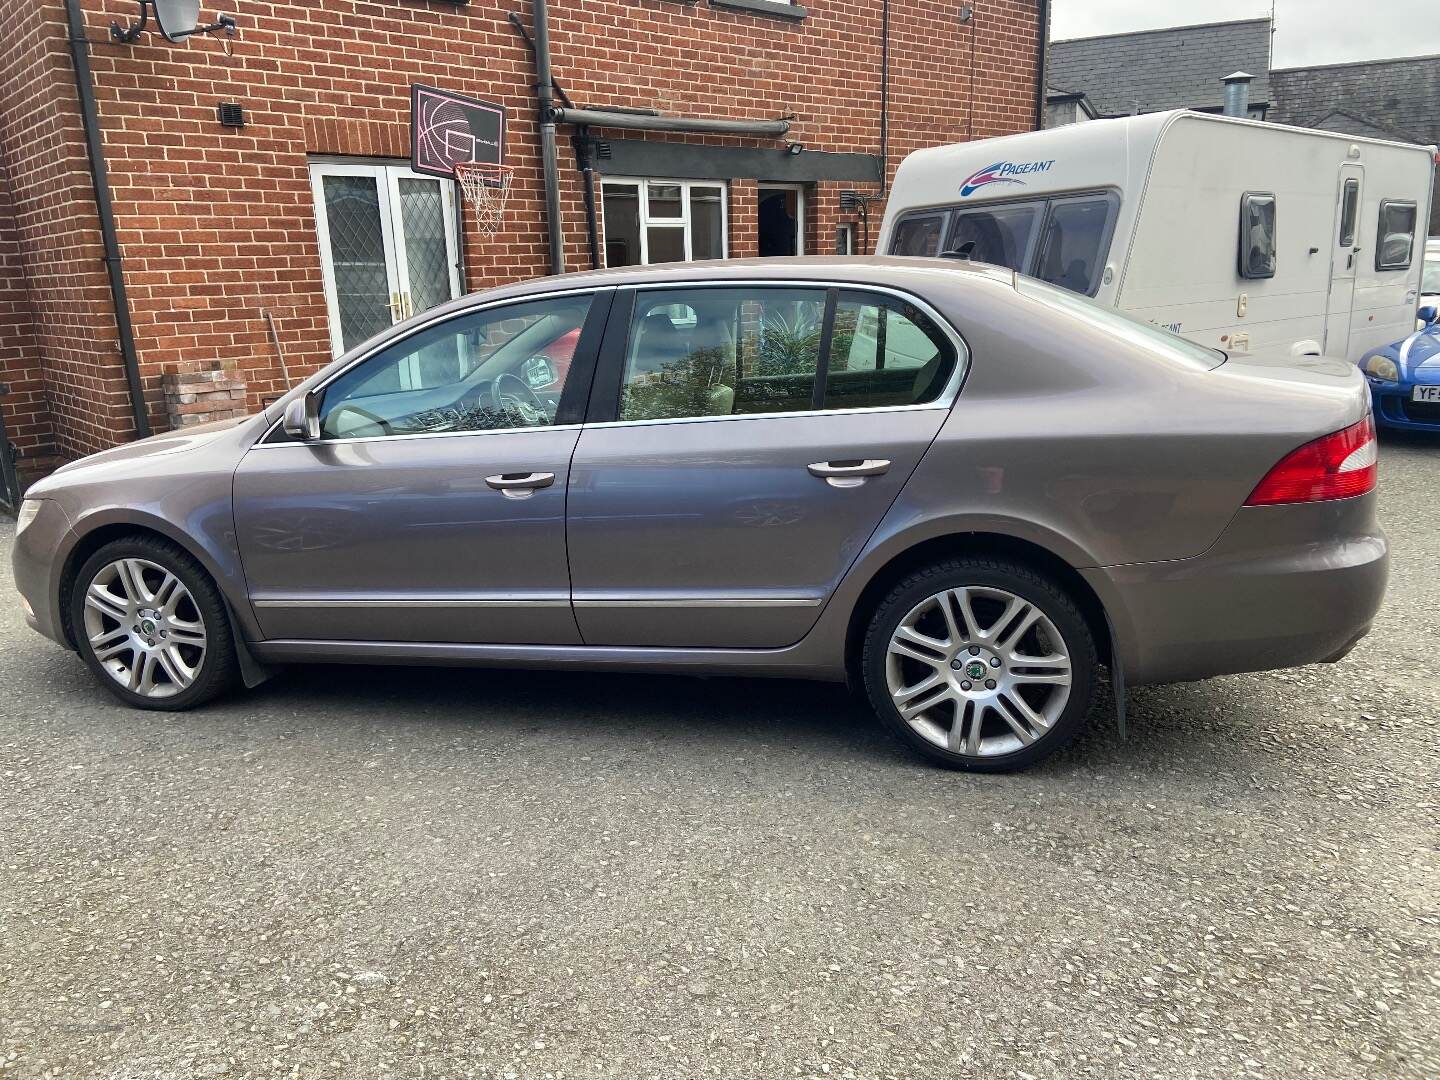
[[601, 179, 727, 267]]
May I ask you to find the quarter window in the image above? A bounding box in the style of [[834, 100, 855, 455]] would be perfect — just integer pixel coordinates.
[[826, 294, 956, 409], [1238, 192, 1277, 279], [1375, 199, 1417, 271], [317, 294, 593, 439], [602, 180, 728, 267]]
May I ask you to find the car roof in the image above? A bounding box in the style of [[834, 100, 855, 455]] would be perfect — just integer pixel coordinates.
[[472, 256, 1018, 303]]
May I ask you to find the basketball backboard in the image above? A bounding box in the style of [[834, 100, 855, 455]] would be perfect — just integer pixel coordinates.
[[411, 84, 507, 179]]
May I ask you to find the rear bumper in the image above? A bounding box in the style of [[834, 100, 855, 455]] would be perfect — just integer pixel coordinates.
[[1086, 495, 1387, 685]]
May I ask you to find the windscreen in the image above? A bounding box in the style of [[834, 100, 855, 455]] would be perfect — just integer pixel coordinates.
[[1015, 277, 1225, 370]]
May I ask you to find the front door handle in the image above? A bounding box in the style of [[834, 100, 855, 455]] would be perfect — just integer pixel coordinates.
[[485, 471, 556, 499], [808, 459, 891, 488]]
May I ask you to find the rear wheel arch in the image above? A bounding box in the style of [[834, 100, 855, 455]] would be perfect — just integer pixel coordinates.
[[843, 532, 1113, 686]]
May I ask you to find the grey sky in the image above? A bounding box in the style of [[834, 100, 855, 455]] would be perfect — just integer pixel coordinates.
[[1051, 1, 1440, 68]]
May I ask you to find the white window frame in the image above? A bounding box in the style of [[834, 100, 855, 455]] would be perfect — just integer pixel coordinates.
[[757, 182, 807, 256], [309, 161, 462, 358], [600, 178, 729, 267]]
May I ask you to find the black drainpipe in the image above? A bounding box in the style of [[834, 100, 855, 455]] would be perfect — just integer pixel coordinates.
[[64, 0, 151, 439], [1034, 0, 1050, 130], [572, 128, 601, 270], [531, 0, 566, 275]]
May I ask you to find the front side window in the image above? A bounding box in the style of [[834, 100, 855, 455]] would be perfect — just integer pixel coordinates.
[[827, 294, 955, 408], [602, 180, 727, 267], [945, 202, 1041, 271], [890, 213, 947, 257], [1375, 200, 1417, 271], [1033, 193, 1117, 295], [1238, 192, 1277, 279], [317, 294, 593, 439]]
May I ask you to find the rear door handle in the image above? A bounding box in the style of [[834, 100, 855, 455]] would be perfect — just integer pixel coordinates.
[[807, 459, 891, 488], [485, 471, 556, 498]]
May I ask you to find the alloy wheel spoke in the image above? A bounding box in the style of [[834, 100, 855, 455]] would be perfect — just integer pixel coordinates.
[[895, 676, 953, 719], [93, 636, 133, 663], [152, 572, 183, 615], [935, 591, 964, 646], [116, 559, 153, 605], [996, 603, 1042, 651], [1009, 652, 1072, 686], [893, 624, 950, 662], [129, 651, 158, 694], [156, 645, 194, 689], [889, 636, 948, 671], [990, 695, 1037, 745], [85, 583, 130, 624], [954, 588, 984, 642], [166, 620, 206, 649]]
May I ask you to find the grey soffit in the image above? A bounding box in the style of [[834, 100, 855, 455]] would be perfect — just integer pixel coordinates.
[[1048, 17, 1272, 116], [593, 139, 882, 184]]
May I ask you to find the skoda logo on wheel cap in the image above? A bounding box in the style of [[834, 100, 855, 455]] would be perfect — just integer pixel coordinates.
[[964, 660, 987, 680], [140, 618, 157, 636]]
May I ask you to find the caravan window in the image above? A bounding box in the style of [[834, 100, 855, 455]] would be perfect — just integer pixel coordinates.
[[1338, 178, 1360, 247], [1238, 193, 1276, 279], [1034, 193, 1119, 296], [1375, 200, 1417, 271], [890, 213, 947, 257], [944, 202, 1041, 271]]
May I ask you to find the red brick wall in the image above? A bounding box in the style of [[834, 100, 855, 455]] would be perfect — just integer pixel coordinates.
[[0, 153, 53, 486], [0, 0, 1042, 458]]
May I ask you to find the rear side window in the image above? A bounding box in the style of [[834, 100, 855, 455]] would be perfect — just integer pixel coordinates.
[[1338, 178, 1359, 247], [890, 214, 946, 257], [944, 202, 1040, 271], [1033, 193, 1118, 295], [1238, 192, 1276, 279], [826, 293, 956, 409], [1376, 200, 1417, 270]]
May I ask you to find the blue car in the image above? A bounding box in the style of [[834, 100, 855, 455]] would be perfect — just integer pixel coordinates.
[[1361, 306, 1440, 431]]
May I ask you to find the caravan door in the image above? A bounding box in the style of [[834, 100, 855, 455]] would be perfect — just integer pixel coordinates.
[[1324, 165, 1364, 356]]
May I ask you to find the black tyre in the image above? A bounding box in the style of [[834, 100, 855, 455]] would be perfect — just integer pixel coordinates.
[[68, 534, 240, 711], [861, 557, 1098, 772]]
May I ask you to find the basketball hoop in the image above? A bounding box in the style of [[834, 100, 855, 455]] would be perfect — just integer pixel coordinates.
[[454, 162, 514, 236]]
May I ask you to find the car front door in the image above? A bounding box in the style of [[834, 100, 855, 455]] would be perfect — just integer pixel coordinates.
[[233, 289, 610, 644], [566, 283, 965, 648]]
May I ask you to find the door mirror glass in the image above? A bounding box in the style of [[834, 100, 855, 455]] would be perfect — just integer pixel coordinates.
[[282, 392, 320, 441]]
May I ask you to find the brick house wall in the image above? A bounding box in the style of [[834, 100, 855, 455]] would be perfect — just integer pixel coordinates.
[[0, 0, 1044, 466]]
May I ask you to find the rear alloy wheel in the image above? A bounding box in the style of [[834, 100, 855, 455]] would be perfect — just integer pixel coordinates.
[[70, 536, 239, 711], [862, 559, 1098, 772]]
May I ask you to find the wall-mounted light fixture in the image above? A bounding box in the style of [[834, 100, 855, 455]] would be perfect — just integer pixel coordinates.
[[786, 142, 805, 156]]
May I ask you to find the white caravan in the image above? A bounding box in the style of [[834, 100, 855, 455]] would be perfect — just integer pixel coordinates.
[[878, 110, 1437, 360]]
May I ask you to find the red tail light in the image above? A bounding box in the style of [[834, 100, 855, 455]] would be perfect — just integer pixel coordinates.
[[1245, 416, 1378, 506]]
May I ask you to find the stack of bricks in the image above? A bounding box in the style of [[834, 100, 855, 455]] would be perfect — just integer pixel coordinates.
[[161, 360, 249, 429]]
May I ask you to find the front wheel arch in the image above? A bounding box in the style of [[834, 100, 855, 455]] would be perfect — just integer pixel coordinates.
[[843, 532, 1113, 689]]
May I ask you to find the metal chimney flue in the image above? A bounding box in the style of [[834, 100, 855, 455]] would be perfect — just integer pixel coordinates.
[[1222, 71, 1254, 117]]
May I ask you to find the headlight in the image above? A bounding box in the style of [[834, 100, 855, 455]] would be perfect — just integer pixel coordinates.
[[15, 498, 43, 536], [1363, 354, 1400, 382]]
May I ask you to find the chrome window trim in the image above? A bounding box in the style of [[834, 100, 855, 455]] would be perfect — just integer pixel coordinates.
[[256, 285, 612, 447], [256, 277, 970, 446]]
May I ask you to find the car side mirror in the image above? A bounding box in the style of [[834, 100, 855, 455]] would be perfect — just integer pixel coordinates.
[[1419, 305, 1438, 326], [281, 391, 320, 441]]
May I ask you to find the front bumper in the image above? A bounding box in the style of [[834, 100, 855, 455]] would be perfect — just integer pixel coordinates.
[[1372, 385, 1440, 431], [11, 498, 74, 646], [1086, 494, 1387, 685]]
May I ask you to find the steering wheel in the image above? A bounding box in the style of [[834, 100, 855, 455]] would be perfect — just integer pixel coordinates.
[[490, 372, 549, 426]]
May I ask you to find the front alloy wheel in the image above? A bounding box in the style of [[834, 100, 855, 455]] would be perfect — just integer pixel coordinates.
[[70, 536, 239, 711], [82, 558, 208, 699], [863, 559, 1098, 771]]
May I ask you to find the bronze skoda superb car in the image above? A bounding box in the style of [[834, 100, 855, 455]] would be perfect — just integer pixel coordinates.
[[11, 258, 1387, 772]]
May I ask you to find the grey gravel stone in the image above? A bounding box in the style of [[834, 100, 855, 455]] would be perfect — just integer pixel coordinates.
[[0, 433, 1437, 1079]]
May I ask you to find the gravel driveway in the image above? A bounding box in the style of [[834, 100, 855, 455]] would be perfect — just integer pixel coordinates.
[[2, 435, 1437, 1080]]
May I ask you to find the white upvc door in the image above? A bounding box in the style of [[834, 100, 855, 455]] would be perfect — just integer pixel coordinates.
[[310, 162, 462, 357]]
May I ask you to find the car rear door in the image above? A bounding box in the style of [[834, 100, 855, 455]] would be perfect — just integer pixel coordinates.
[[566, 282, 966, 648], [233, 289, 610, 645]]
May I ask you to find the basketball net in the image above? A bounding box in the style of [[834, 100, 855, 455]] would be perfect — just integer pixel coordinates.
[[453, 162, 514, 237]]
